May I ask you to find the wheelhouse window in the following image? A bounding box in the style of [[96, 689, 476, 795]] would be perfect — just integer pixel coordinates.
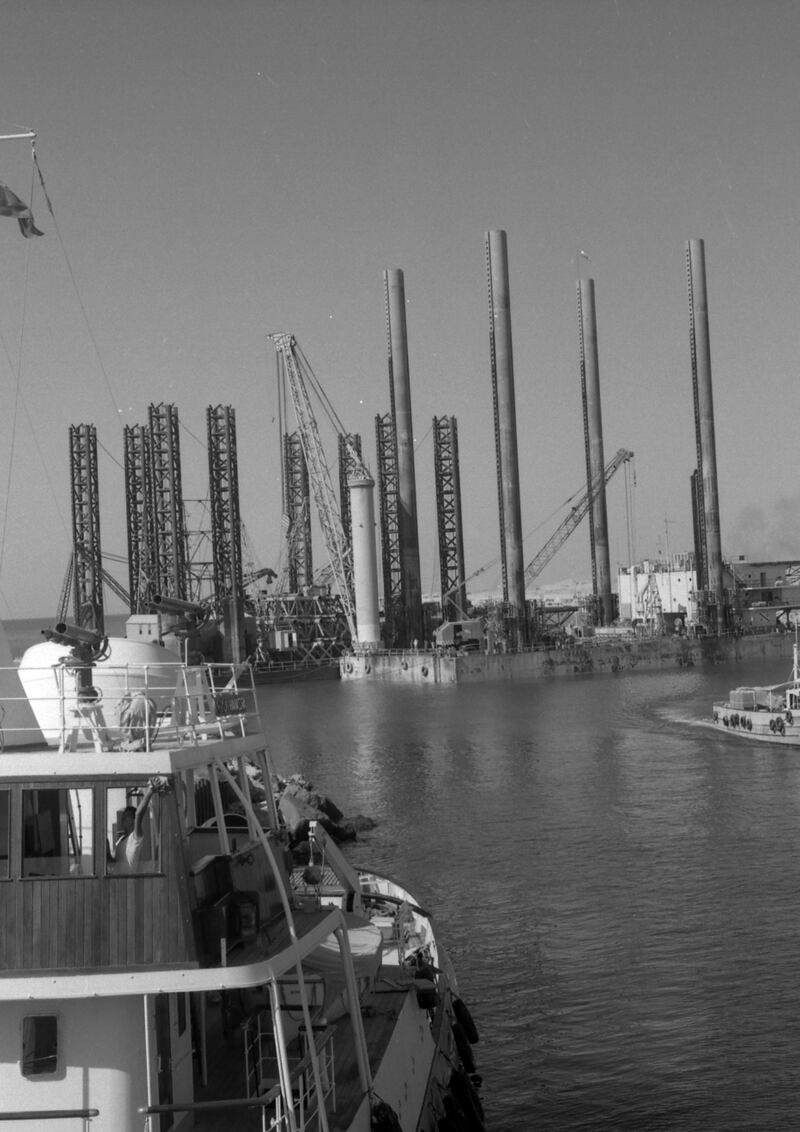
[[0, 790, 9, 878], [21, 788, 94, 877], [106, 782, 163, 875], [21, 1015, 59, 1077]]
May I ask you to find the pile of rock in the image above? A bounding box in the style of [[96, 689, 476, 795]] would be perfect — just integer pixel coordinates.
[[274, 773, 376, 848]]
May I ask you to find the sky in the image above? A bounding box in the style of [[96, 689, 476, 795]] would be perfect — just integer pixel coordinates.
[[1, 0, 799, 618]]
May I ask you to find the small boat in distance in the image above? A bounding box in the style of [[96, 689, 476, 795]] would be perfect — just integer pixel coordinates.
[[712, 636, 800, 745]]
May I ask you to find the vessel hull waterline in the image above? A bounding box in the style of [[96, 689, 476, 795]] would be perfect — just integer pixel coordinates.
[[711, 640, 800, 747]]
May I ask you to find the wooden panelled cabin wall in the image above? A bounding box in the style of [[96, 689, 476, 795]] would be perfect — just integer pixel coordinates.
[[0, 782, 198, 973]]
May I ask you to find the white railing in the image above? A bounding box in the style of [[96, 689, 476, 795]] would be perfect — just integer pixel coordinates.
[[245, 1010, 336, 1132], [1, 660, 262, 753]]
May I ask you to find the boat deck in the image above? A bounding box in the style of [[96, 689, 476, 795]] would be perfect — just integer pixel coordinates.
[[189, 970, 413, 1131]]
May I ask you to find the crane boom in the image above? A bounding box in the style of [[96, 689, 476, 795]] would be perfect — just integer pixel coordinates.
[[269, 333, 367, 640], [524, 448, 634, 584]]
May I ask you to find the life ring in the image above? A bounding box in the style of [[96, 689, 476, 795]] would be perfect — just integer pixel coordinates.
[[747, 717, 752, 730], [723, 716, 729, 727], [787, 711, 794, 725], [453, 996, 480, 1044], [345, 662, 353, 673], [770, 718, 777, 732], [401, 661, 408, 670], [778, 717, 786, 735], [421, 666, 429, 677], [365, 664, 371, 674]]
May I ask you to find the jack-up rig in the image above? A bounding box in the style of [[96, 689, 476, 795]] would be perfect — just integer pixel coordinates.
[[57, 234, 729, 666], [256, 332, 381, 668], [61, 406, 253, 667], [59, 334, 386, 675]]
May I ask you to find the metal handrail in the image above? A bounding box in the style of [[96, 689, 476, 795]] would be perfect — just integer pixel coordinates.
[[0, 660, 262, 750], [0, 1110, 99, 1121], [139, 1091, 281, 1114]]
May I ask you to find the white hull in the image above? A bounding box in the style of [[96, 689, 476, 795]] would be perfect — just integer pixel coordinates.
[[711, 642, 800, 747], [711, 703, 800, 746]]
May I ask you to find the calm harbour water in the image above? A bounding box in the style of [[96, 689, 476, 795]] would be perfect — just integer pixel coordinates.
[[259, 658, 800, 1131], [9, 619, 800, 1130]]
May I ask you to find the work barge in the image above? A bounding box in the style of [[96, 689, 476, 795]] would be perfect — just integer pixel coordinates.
[[340, 628, 796, 684]]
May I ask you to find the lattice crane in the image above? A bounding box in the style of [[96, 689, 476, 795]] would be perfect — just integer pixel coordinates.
[[268, 333, 370, 641], [524, 448, 634, 585]]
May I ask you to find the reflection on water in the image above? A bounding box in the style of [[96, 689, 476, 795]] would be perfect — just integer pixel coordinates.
[[259, 662, 800, 1130]]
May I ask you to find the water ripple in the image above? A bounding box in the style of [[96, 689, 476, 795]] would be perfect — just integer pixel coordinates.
[[257, 665, 800, 1130]]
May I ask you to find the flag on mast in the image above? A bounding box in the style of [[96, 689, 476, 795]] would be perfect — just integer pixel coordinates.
[[0, 180, 43, 237]]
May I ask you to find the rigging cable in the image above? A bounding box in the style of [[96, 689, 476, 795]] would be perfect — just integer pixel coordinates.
[[31, 140, 124, 468], [0, 148, 62, 614], [35, 144, 212, 480]]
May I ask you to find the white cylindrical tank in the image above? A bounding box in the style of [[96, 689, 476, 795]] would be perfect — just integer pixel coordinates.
[[17, 636, 183, 747], [349, 474, 382, 648]]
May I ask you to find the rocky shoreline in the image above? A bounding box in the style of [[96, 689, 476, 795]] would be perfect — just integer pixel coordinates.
[[274, 773, 376, 855]]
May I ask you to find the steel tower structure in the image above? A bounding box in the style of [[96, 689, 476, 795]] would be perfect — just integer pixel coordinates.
[[686, 239, 725, 633], [375, 411, 401, 645], [269, 333, 376, 644], [270, 335, 355, 609], [433, 416, 468, 622], [123, 423, 155, 614], [207, 405, 244, 608], [182, 499, 215, 605], [384, 268, 423, 645], [577, 278, 613, 625], [338, 432, 362, 551], [486, 230, 527, 646], [69, 423, 104, 633], [690, 469, 705, 590], [282, 431, 313, 593], [147, 402, 187, 602]]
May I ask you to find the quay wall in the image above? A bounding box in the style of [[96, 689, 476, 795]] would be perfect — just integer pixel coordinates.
[[339, 631, 795, 684]]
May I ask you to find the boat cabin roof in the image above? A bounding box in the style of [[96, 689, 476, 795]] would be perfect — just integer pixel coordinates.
[[0, 733, 268, 783]]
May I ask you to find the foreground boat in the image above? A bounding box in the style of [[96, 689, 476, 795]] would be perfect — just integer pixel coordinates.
[[711, 638, 800, 745], [0, 621, 483, 1131]]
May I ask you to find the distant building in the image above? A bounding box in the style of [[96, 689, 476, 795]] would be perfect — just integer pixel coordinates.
[[617, 554, 696, 630], [727, 557, 800, 630], [618, 554, 800, 633]]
